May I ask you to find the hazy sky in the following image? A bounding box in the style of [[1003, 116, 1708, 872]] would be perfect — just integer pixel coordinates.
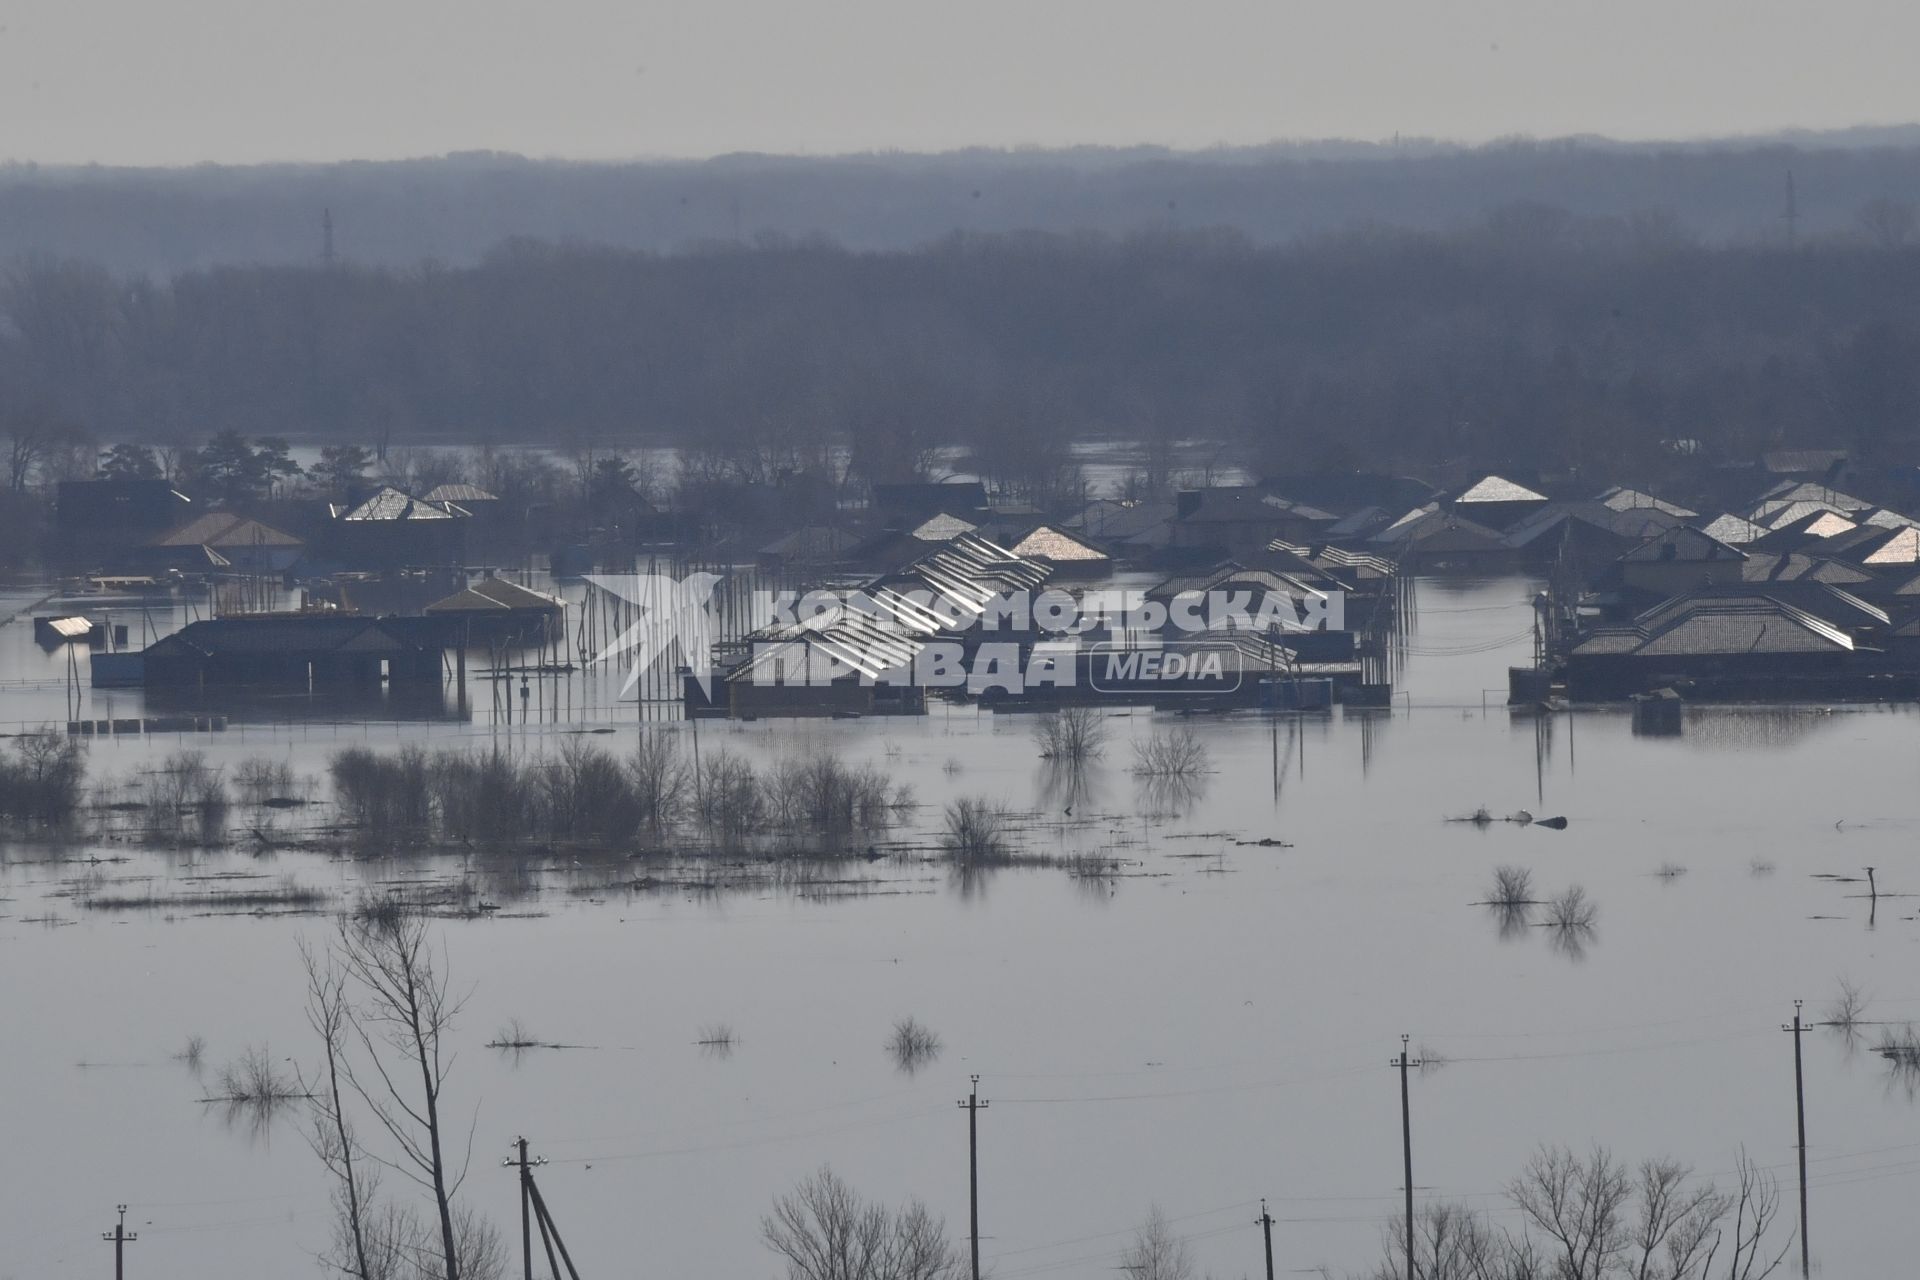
[[1, 0, 1913, 165]]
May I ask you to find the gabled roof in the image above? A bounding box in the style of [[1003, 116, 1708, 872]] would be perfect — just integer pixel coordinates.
[[425, 577, 564, 614], [1595, 486, 1697, 518], [1751, 481, 1870, 517], [152, 511, 304, 549], [1369, 503, 1507, 548], [1620, 525, 1747, 564], [1847, 525, 1920, 566], [1501, 501, 1685, 549], [1739, 553, 1874, 586], [1064, 499, 1174, 545], [147, 614, 429, 658], [1574, 593, 1855, 659], [1008, 525, 1110, 563], [1454, 475, 1548, 505], [1693, 513, 1767, 545], [1753, 498, 1861, 530], [910, 512, 979, 541]]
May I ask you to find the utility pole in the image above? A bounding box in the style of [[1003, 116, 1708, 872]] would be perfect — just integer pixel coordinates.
[[1783, 171, 1799, 249], [322, 207, 336, 267], [506, 1137, 545, 1280], [1783, 1001, 1810, 1277], [957, 1074, 989, 1280], [103, 1204, 137, 1280], [1392, 1035, 1424, 1280], [1257, 1199, 1275, 1280]]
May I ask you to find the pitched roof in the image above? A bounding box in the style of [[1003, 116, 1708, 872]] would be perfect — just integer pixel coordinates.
[[152, 511, 304, 549], [1455, 475, 1548, 505], [338, 487, 468, 522], [1595, 486, 1697, 518], [1620, 525, 1747, 564], [909, 512, 979, 541], [147, 614, 428, 658], [425, 577, 564, 614], [1008, 525, 1110, 562], [1501, 501, 1685, 549], [420, 483, 499, 504], [1694, 513, 1768, 545], [1574, 594, 1855, 658]]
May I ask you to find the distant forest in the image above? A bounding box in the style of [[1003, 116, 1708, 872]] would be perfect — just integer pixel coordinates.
[[6, 135, 1920, 496]]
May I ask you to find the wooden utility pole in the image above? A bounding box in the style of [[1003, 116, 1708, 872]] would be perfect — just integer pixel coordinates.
[[103, 1204, 137, 1280], [1257, 1199, 1275, 1280], [1392, 1035, 1424, 1280], [1783, 1001, 1810, 1277], [507, 1137, 545, 1280], [958, 1075, 989, 1280]]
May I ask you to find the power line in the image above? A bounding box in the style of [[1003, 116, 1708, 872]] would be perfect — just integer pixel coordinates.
[[959, 1074, 989, 1280]]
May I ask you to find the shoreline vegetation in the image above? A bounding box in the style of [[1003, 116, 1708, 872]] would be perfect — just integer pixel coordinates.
[[1, 727, 1151, 916]]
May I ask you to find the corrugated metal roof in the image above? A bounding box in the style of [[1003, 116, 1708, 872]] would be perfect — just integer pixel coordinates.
[[43, 616, 92, 639], [420, 483, 498, 503]]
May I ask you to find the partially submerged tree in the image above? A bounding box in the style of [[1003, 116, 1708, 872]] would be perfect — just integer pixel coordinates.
[[301, 908, 497, 1280]]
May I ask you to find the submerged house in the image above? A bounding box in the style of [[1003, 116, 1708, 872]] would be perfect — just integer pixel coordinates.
[[1565, 594, 1861, 699], [326, 487, 470, 569], [147, 511, 306, 574], [423, 575, 565, 646], [135, 614, 449, 693]]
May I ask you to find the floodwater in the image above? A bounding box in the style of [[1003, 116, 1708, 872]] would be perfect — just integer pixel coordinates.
[[3, 576, 1919, 1279]]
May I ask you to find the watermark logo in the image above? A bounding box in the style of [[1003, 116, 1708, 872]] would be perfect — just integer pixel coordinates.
[[588, 575, 1343, 696], [585, 572, 724, 696]]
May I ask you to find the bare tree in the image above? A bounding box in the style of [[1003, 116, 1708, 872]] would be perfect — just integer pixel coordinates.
[[1704, 1150, 1789, 1280], [762, 1166, 962, 1280], [300, 939, 375, 1280], [1626, 1158, 1727, 1280], [1509, 1145, 1631, 1280], [1033, 706, 1108, 763], [331, 909, 477, 1280], [1118, 1205, 1196, 1280]]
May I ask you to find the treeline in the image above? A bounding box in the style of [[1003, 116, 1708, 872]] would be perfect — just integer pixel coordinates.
[[9, 135, 1920, 272], [8, 220, 1920, 487]]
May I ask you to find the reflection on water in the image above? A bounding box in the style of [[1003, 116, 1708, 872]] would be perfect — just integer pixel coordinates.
[[5, 574, 1920, 1278]]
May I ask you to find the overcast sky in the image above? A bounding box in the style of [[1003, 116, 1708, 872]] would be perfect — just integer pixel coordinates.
[[0, 0, 1912, 166]]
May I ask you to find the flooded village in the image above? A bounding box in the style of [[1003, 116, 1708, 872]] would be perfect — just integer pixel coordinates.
[[9, 17, 1920, 1270], [4, 434, 1920, 1277]]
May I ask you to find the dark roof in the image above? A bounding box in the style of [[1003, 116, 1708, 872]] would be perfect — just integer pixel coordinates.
[[1619, 526, 1746, 564], [872, 481, 989, 519], [757, 526, 860, 562], [146, 614, 434, 659], [1762, 449, 1849, 476], [152, 511, 304, 549], [1176, 488, 1337, 524], [1501, 501, 1684, 550], [425, 577, 564, 614]]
